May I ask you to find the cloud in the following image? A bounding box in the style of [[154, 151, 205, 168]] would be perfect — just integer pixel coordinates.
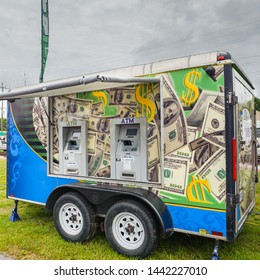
[[0, 0, 259, 96]]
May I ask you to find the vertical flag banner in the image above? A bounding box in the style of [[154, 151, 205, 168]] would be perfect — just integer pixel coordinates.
[[39, 0, 49, 83]]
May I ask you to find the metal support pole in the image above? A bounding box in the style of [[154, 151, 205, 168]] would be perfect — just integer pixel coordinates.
[[211, 239, 220, 260]]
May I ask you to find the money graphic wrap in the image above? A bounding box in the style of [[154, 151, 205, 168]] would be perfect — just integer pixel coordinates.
[[32, 65, 226, 209]]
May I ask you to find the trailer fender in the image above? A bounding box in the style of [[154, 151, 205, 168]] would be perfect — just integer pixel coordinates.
[[45, 182, 173, 239]]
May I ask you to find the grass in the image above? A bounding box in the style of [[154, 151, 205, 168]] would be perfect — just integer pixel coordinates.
[[0, 158, 259, 260]]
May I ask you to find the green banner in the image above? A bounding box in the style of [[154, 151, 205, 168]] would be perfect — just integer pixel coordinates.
[[39, 0, 49, 83]]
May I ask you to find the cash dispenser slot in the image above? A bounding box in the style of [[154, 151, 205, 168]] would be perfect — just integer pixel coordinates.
[[121, 172, 136, 179]]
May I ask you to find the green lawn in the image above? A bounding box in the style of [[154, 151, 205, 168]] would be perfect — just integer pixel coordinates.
[[0, 158, 259, 260]]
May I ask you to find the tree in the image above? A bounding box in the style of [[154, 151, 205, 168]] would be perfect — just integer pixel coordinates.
[[0, 118, 6, 131], [255, 97, 260, 111]]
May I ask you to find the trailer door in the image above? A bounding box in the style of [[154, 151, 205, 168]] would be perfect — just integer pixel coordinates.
[[233, 69, 256, 233]]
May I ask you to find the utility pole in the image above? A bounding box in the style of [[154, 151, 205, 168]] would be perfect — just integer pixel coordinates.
[[0, 83, 9, 132]]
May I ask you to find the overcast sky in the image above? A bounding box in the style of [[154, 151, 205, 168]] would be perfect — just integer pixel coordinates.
[[1, 0, 260, 98]]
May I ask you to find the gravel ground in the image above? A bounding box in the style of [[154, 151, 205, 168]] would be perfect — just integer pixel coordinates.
[[0, 253, 12, 260]]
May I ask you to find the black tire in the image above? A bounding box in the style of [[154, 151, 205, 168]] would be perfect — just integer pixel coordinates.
[[53, 192, 96, 243], [104, 199, 159, 258]]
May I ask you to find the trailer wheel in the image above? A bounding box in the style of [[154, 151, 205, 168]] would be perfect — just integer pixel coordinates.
[[53, 192, 96, 243], [104, 199, 159, 258]]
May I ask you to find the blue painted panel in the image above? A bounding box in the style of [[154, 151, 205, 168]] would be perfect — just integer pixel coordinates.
[[7, 113, 76, 204], [167, 204, 226, 237]]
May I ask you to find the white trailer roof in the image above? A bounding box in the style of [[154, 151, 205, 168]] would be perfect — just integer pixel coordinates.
[[0, 50, 250, 100]]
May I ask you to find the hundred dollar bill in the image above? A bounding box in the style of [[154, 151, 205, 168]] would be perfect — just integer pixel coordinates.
[[203, 130, 225, 148], [187, 90, 223, 128], [194, 148, 226, 202], [68, 100, 91, 119], [53, 96, 92, 116], [88, 147, 103, 176], [163, 156, 189, 195], [148, 83, 161, 114], [55, 112, 86, 123], [189, 137, 209, 151], [214, 95, 225, 107], [148, 124, 158, 138], [87, 132, 96, 155], [118, 106, 136, 119], [104, 141, 110, 154], [96, 166, 110, 178], [148, 134, 160, 168], [171, 126, 198, 162], [96, 153, 111, 177], [53, 97, 69, 114], [88, 115, 110, 133], [108, 87, 137, 106], [162, 76, 188, 155], [54, 106, 91, 123], [193, 141, 219, 169], [92, 102, 104, 115], [148, 164, 161, 183], [94, 133, 110, 154], [201, 102, 225, 146], [96, 138, 105, 151]]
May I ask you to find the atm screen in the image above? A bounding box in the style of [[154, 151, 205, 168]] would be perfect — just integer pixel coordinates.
[[126, 128, 137, 136], [73, 131, 81, 138]]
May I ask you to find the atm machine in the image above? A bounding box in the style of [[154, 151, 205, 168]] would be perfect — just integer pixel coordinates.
[[110, 117, 147, 181], [58, 120, 87, 176]]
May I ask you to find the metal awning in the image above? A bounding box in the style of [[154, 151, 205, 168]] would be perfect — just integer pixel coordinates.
[[0, 75, 160, 101]]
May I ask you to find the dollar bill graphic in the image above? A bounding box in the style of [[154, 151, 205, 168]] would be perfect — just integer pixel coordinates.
[[54, 96, 92, 115], [189, 137, 210, 151], [170, 126, 198, 163], [148, 134, 160, 168], [148, 164, 161, 183], [194, 149, 226, 202], [88, 147, 103, 176], [92, 102, 104, 115], [201, 102, 225, 146], [87, 132, 96, 155], [148, 124, 158, 138], [108, 87, 137, 106], [163, 156, 189, 195], [214, 95, 225, 107], [88, 115, 110, 133], [162, 76, 188, 155], [193, 141, 219, 169], [96, 166, 110, 177], [203, 131, 225, 149], [96, 153, 111, 178], [187, 90, 223, 128], [118, 106, 136, 119]]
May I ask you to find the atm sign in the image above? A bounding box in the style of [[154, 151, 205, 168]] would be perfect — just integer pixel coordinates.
[[121, 118, 134, 124]]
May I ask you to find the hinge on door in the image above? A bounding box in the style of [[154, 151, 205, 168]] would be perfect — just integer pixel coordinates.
[[227, 193, 240, 208], [226, 91, 238, 105]]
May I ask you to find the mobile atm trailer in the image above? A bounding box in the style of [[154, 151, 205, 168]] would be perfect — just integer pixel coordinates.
[[1, 51, 256, 258]]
